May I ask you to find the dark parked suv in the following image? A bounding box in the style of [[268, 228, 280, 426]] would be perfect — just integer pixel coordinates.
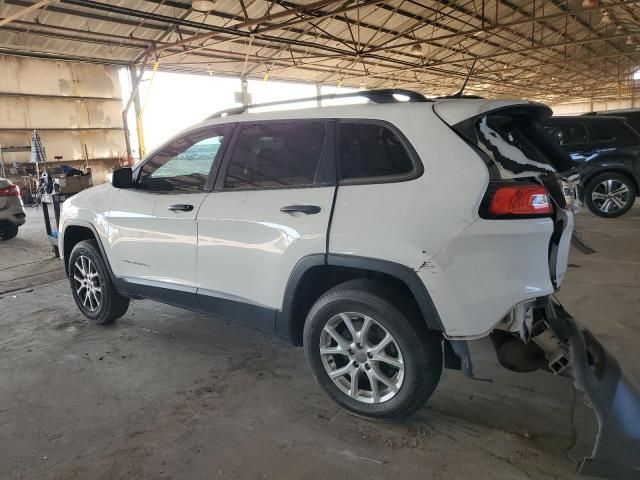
[[544, 116, 640, 217], [591, 108, 640, 134]]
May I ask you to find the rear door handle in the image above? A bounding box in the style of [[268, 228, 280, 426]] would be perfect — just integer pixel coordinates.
[[168, 204, 194, 212], [280, 204, 321, 215]]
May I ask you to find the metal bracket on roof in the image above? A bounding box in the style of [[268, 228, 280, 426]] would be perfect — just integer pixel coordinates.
[[207, 88, 430, 119]]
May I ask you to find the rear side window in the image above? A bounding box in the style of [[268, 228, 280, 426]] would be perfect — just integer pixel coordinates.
[[543, 123, 588, 145], [608, 122, 640, 145], [338, 123, 414, 180], [589, 122, 615, 142], [587, 119, 640, 145], [223, 122, 326, 189], [472, 114, 572, 177]]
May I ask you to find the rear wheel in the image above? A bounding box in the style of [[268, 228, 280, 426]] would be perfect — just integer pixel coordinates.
[[584, 172, 636, 218], [0, 224, 18, 240], [68, 240, 129, 325], [303, 279, 442, 420]]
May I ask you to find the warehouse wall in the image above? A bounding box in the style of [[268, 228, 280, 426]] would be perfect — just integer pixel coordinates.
[[551, 96, 640, 115], [0, 54, 125, 184]]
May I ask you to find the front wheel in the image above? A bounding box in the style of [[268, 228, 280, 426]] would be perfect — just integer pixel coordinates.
[[584, 172, 636, 218], [68, 240, 129, 325], [303, 279, 442, 420]]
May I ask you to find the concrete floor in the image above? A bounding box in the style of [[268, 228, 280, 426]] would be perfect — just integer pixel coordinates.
[[1, 204, 638, 480]]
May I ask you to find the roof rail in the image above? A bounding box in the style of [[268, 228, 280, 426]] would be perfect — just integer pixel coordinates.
[[207, 88, 430, 119]]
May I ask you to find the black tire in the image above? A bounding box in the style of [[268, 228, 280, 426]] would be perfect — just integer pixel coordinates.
[[68, 239, 129, 325], [584, 172, 637, 218], [303, 279, 442, 420], [0, 224, 19, 240]]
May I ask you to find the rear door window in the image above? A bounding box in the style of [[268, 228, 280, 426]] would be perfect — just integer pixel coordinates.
[[543, 123, 589, 145], [223, 122, 326, 189], [338, 122, 415, 181]]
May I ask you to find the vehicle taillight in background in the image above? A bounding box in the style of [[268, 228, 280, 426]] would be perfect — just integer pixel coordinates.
[[481, 182, 553, 218], [0, 184, 20, 197]]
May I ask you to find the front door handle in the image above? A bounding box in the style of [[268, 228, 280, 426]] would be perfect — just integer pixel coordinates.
[[168, 204, 194, 212], [280, 204, 321, 215]]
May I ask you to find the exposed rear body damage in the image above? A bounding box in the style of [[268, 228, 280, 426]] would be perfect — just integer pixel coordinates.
[[437, 99, 640, 479]]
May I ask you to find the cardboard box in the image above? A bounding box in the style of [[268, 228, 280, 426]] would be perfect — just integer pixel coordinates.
[[58, 175, 93, 193]]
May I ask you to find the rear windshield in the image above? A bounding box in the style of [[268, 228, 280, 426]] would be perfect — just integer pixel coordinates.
[[454, 112, 574, 179]]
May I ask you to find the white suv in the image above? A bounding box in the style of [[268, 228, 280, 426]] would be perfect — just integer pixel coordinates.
[[59, 90, 639, 478]]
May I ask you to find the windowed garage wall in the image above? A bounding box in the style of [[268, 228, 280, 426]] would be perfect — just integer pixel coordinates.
[[0, 54, 125, 184]]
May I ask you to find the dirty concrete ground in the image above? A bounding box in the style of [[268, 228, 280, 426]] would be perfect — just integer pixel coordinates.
[[0, 204, 638, 480]]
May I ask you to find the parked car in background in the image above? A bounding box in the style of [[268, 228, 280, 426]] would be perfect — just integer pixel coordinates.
[[0, 177, 26, 240], [589, 107, 640, 134], [544, 115, 640, 217]]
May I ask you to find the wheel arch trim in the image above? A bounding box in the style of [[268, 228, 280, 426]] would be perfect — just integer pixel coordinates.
[[276, 253, 444, 343], [60, 220, 116, 280], [327, 254, 444, 332], [582, 166, 639, 196]]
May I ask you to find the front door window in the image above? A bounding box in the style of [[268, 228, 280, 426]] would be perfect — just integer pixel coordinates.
[[138, 126, 230, 192]]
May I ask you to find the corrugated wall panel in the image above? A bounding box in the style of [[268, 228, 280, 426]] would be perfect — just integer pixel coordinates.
[[0, 54, 125, 184], [0, 54, 121, 99], [0, 97, 122, 129], [0, 131, 126, 163]]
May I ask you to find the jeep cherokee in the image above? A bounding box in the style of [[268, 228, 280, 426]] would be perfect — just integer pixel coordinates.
[[58, 90, 640, 479]]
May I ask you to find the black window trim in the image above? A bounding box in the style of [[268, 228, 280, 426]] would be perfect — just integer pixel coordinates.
[[336, 118, 423, 186], [131, 123, 237, 194], [213, 119, 335, 192]]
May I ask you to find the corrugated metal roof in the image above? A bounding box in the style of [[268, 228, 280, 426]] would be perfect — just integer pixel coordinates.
[[2, 0, 640, 102]]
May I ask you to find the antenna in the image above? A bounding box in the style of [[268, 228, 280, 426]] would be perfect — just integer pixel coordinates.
[[452, 57, 477, 98]]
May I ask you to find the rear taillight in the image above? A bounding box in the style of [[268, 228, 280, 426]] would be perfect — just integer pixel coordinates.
[[0, 184, 20, 197], [481, 182, 553, 218]]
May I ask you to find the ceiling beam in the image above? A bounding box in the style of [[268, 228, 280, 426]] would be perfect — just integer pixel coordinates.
[[0, 0, 56, 27], [366, 0, 640, 54]]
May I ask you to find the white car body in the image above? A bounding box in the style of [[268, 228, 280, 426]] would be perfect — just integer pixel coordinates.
[[57, 92, 640, 479], [59, 98, 572, 339]]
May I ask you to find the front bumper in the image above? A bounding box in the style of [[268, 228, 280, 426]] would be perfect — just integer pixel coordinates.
[[547, 301, 640, 479]]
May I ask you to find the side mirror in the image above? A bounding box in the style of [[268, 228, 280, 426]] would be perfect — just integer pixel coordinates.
[[111, 167, 134, 189]]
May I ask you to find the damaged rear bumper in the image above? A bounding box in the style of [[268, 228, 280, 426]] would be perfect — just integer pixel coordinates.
[[546, 301, 640, 480]]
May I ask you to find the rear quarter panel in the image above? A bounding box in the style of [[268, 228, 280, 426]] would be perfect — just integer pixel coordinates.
[[329, 103, 556, 338]]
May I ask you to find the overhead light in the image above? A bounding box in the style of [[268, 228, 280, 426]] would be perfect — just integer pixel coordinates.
[[626, 35, 635, 45], [601, 10, 611, 25], [582, 0, 598, 7], [410, 44, 423, 56], [192, 0, 214, 12], [616, 24, 624, 34]]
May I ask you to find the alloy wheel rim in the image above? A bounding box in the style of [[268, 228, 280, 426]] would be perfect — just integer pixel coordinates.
[[592, 179, 630, 213], [73, 255, 102, 312], [319, 312, 404, 404]]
